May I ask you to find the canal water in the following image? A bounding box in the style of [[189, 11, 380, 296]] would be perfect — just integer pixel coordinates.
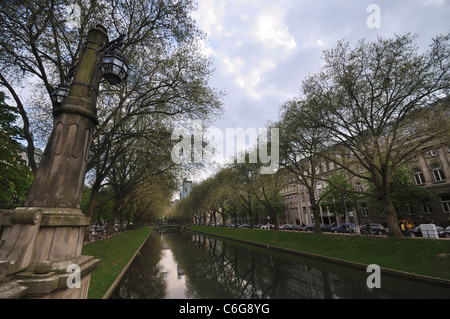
[[110, 232, 450, 299]]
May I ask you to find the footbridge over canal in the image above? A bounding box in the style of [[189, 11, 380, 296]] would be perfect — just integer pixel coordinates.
[[154, 224, 184, 233]]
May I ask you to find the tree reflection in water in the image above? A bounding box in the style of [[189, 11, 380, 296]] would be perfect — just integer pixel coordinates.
[[110, 235, 167, 299], [110, 233, 450, 299]]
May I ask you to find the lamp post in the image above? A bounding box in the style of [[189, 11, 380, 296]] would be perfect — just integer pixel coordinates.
[[0, 24, 128, 299], [26, 24, 128, 208]]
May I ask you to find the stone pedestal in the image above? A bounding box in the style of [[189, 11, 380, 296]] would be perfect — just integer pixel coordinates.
[[0, 208, 99, 299]]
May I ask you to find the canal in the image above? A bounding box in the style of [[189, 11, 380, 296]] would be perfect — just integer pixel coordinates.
[[110, 232, 450, 299]]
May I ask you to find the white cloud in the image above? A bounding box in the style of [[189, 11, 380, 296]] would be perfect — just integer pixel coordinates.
[[423, 0, 446, 5], [236, 59, 276, 99], [222, 56, 245, 75], [221, 55, 276, 99], [199, 2, 298, 101], [192, 0, 227, 38], [251, 9, 297, 52]]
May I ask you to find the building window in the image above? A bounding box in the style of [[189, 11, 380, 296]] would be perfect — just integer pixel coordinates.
[[421, 203, 432, 214], [442, 196, 450, 213], [356, 182, 363, 192], [431, 164, 446, 182], [426, 149, 438, 157], [361, 203, 369, 217], [413, 169, 426, 185], [402, 205, 413, 215]]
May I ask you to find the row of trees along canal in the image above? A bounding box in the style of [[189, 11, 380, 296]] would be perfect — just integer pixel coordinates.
[[0, 1, 224, 237], [171, 33, 450, 238]]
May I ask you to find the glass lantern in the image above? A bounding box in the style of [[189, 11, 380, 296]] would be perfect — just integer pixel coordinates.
[[51, 82, 70, 106], [101, 49, 129, 85]]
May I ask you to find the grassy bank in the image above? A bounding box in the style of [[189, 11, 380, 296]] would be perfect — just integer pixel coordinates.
[[82, 227, 152, 299], [190, 226, 450, 281]]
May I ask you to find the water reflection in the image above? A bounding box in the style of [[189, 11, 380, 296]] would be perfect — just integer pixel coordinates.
[[110, 233, 450, 299]]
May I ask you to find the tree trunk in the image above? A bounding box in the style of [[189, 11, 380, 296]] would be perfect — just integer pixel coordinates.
[[83, 183, 101, 241], [119, 209, 124, 233], [86, 183, 100, 219], [108, 198, 120, 237], [269, 208, 279, 230], [382, 194, 403, 237], [308, 189, 322, 233], [243, 201, 254, 228]]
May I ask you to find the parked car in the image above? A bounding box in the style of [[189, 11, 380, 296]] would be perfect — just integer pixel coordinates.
[[439, 226, 450, 238], [409, 226, 421, 237], [360, 223, 386, 235], [332, 223, 355, 234], [321, 224, 334, 232], [303, 224, 333, 232], [298, 224, 308, 231], [280, 224, 298, 230], [409, 225, 443, 237]]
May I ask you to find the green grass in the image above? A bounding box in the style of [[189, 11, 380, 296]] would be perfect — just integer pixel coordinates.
[[190, 226, 450, 281], [81, 227, 152, 299]]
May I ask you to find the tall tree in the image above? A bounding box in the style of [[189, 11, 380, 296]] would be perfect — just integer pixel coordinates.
[[301, 33, 450, 236], [320, 172, 360, 224], [0, 92, 33, 208], [229, 154, 260, 228], [128, 174, 175, 227], [214, 166, 242, 227], [278, 100, 331, 233], [253, 168, 286, 230]]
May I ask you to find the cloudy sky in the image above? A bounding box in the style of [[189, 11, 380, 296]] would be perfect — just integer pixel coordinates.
[[191, 0, 450, 138]]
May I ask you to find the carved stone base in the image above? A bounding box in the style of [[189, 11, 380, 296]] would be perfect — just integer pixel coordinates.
[[0, 208, 99, 299], [32, 208, 90, 263], [0, 255, 99, 299], [26, 273, 92, 299]]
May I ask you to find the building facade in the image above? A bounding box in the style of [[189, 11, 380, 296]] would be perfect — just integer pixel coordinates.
[[281, 144, 450, 228]]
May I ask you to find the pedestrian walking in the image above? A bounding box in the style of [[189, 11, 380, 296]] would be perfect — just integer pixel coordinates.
[[405, 223, 411, 237]]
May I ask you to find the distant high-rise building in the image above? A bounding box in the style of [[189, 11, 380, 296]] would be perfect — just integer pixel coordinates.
[[181, 179, 192, 199]]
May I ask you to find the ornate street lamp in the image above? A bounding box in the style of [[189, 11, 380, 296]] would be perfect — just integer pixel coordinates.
[[50, 31, 128, 107], [102, 49, 129, 85], [50, 82, 70, 106], [29, 24, 129, 208]]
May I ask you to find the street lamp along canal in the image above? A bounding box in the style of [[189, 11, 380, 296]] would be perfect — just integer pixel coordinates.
[[27, 24, 128, 209], [0, 24, 128, 299], [101, 37, 129, 85], [50, 33, 128, 106]]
